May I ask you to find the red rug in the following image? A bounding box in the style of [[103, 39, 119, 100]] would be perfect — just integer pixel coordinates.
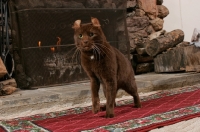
[[1, 85, 200, 132]]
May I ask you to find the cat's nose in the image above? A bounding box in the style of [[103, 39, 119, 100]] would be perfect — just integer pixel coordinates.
[[83, 40, 88, 45]]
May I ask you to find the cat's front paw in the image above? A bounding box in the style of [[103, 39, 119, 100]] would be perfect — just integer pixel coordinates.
[[92, 105, 100, 114], [100, 102, 116, 111], [134, 103, 142, 108], [105, 113, 114, 118]]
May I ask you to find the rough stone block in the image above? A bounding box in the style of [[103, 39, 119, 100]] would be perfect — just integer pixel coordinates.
[[157, 5, 169, 18], [138, 0, 158, 20], [150, 17, 164, 31]]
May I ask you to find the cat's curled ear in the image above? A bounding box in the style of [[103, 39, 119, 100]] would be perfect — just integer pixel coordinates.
[[91, 17, 101, 27], [72, 20, 81, 29]]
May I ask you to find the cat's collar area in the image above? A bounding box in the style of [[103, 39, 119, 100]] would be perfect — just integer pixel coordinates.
[[90, 55, 95, 60]]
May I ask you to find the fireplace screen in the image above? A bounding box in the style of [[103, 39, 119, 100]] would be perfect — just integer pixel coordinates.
[[9, 0, 129, 87]]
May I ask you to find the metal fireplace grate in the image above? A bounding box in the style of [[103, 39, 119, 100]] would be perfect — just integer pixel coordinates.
[[9, 0, 129, 88]]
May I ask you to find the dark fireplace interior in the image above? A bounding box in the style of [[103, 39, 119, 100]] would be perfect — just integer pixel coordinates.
[[9, 0, 129, 88]]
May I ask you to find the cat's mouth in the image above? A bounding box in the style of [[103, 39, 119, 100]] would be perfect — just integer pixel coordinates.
[[82, 46, 92, 51]]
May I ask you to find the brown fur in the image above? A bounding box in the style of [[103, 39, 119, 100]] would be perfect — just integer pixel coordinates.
[[72, 17, 141, 118]]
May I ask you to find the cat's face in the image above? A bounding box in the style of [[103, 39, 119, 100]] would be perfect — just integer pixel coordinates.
[[72, 18, 106, 52]]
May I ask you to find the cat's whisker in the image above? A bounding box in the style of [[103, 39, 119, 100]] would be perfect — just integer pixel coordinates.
[[96, 47, 101, 61], [92, 48, 96, 59], [92, 48, 99, 62], [93, 43, 107, 52], [71, 48, 80, 64], [75, 49, 81, 64], [96, 49, 101, 64], [78, 50, 81, 63], [93, 44, 112, 60], [93, 45, 101, 55], [76, 49, 81, 64], [65, 46, 77, 57], [71, 49, 77, 64], [93, 45, 101, 62], [95, 43, 111, 51], [75, 49, 79, 64], [94, 43, 113, 54]]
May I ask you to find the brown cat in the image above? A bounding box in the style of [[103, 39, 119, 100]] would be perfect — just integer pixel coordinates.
[[72, 17, 141, 118]]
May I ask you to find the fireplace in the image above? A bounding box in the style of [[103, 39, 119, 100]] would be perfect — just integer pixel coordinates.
[[9, 0, 129, 88]]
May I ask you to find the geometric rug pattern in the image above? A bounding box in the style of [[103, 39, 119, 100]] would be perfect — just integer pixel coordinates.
[[1, 85, 200, 132]]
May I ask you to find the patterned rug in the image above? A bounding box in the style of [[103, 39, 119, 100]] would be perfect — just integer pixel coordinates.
[[1, 85, 200, 132]]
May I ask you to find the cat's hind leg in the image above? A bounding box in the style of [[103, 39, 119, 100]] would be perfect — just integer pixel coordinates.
[[124, 80, 142, 108]]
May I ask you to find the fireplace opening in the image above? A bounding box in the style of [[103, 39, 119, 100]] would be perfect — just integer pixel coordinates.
[[9, 0, 129, 88], [0, 0, 14, 81]]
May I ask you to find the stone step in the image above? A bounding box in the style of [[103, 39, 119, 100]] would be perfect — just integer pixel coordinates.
[[1, 72, 200, 120]]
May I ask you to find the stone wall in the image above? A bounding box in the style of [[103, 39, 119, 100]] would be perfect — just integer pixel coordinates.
[[126, 0, 169, 74]]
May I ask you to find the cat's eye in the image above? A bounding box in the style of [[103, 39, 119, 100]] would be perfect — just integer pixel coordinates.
[[89, 32, 94, 37], [79, 34, 83, 38]]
